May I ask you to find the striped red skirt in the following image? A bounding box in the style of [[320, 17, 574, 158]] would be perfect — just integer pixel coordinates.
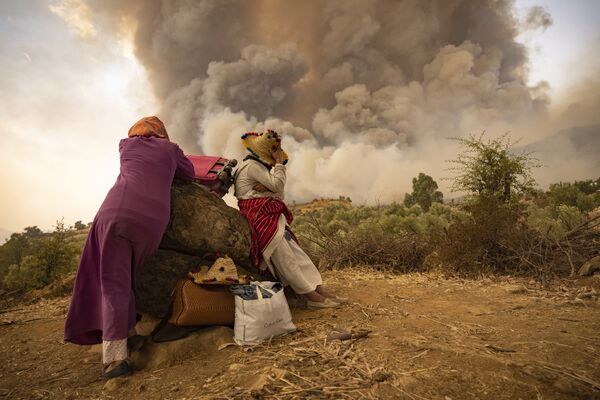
[[238, 197, 298, 268]]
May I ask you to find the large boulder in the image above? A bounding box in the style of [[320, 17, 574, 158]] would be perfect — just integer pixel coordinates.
[[160, 182, 251, 263], [136, 182, 253, 317], [135, 249, 202, 317]]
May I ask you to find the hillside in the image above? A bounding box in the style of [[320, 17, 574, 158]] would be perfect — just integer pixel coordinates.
[[1, 269, 599, 399], [290, 198, 353, 216], [523, 124, 600, 184]]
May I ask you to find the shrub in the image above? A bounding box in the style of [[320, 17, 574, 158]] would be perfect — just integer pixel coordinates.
[[526, 204, 585, 240], [546, 180, 600, 212], [448, 133, 540, 202], [404, 173, 443, 211], [292, 201, 461, 271], [437, 196, 531, 276], [319, 227, 431, 272], [1, 221, 81, 292]]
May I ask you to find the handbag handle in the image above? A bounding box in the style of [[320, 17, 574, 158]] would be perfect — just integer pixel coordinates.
[[253, 282, 275, 300]]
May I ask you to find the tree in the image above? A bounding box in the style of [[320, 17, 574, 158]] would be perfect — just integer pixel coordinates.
[[448, 133, 540, 202], [573, 178, 600, 195], [0, 231, 38, 279], [23, 226, 43, 238], [547, 180, 600, 212], [404, 173, 444, 211], [74, 220, 86, 230], [1, 221, 79, 291], [439, 133, 541, 274]]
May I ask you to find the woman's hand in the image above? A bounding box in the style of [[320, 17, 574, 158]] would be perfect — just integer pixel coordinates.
[[253, 183, 271, 193], [272, 148, 285, 165]]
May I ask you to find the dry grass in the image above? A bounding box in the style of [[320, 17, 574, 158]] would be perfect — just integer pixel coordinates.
[[300, 216, 431, 273]]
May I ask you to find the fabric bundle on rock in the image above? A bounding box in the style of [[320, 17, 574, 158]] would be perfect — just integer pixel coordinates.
[[188, 256, 251, 285]]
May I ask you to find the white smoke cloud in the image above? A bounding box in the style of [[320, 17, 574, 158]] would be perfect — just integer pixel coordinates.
[[86, 0, 599, 203]]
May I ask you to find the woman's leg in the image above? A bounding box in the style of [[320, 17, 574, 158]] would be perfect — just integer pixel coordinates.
[[102, 339, 128, 366], [270, 238, 341, 306], [304, 290, 327, 302], [315, 285, 336, 298], [99, 234, 135, 372]]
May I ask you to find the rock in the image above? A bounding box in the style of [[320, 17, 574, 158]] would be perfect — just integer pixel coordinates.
[[160, 182, 251, 264], [136, 249, 202, 317], [135, 314, 161, 336], [135, 181, 283, 317], [577, 256, 600, 276], [130, 326, 233, 370]]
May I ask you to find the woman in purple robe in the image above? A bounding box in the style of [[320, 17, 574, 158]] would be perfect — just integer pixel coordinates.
[[64, 116, 195, 378]]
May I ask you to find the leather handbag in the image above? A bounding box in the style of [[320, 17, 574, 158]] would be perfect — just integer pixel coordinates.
[[169, 279, 235, 327]]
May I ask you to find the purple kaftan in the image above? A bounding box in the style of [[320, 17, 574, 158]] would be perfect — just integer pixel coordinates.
[[64, 136, 194, 345]]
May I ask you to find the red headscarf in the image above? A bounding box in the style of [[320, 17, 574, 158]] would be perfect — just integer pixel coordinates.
[[128, 116, 169, 140]]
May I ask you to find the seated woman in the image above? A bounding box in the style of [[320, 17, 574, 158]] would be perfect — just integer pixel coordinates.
[[234, 130, 347, 308], [64, 116, 195, 379]]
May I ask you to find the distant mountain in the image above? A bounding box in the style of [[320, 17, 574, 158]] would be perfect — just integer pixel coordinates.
[[0, 227, 12, 244], [521, 124, 600, 186], [524, 124, 600, 165]]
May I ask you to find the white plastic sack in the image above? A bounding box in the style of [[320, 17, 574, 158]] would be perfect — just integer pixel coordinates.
[[233, 281, 296, 346]]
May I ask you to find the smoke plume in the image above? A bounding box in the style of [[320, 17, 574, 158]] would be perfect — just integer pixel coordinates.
[[87, 0, 598, 203]]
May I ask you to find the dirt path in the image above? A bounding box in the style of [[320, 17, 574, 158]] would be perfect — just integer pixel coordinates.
[[1, 269, 599, 399]]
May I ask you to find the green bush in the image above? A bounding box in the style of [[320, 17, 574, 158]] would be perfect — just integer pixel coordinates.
[[292, 201, 462, 271], [0, 221, 81, 292], [546, 179, 600, 212], [404, 173, 444, 212], [527, 203, 587, 237], [437, 196, 532, 275], [448, 133, 540, 202]]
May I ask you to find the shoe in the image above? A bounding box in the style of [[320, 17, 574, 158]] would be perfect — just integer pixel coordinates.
[[332, 296, 350, 303], [103, 360, 133, 379], [307, 298, 341, 309]]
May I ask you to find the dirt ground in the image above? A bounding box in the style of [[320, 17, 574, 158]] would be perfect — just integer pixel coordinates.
[[1, 269, 599, 400]]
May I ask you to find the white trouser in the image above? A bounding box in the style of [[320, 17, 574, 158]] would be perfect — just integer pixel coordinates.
[[270, 238, 323, 294], [102, 339, 127, 364]]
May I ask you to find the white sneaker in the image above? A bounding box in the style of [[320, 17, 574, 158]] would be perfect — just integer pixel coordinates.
[[307, 298, 341, 309], [332, 296, 350, 303]]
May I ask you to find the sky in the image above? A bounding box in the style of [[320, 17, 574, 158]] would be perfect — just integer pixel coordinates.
[[0, 0, 599, 238], [515, 0, 600, 94]]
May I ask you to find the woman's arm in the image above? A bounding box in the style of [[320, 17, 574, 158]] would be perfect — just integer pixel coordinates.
[[247, 162, 286, 194], [174, 146, 195, 182]]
